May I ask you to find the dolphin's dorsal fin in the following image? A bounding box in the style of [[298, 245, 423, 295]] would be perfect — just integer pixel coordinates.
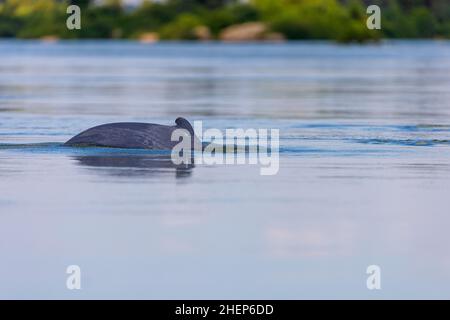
[[175, 117, 194, 135]]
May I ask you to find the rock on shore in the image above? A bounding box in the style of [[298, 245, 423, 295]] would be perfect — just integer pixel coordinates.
[[219, 22, 284, 42]]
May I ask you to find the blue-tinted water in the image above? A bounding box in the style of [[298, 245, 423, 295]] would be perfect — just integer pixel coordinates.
[[1, 40, 450, 299]]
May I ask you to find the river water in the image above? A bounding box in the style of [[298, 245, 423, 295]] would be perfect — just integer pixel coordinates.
[[0, 40, 450, 299]]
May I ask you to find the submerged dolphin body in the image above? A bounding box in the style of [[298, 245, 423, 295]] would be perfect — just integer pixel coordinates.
[[64, 117, 199, 150]]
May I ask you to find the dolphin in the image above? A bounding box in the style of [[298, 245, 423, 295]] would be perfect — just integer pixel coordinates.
[[64, 117, 200, 150]]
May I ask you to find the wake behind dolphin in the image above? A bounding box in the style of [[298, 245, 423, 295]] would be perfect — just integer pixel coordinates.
[[64, 117, 200, 150]]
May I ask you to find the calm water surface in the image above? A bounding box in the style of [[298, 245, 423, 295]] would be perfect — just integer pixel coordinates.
[[1, 40, 450, 299]]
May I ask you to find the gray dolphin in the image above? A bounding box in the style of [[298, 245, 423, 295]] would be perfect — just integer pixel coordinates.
[[65, 117, 200, 150]]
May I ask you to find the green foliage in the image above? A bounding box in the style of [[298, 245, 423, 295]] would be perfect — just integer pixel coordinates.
[[78, 2, 124, 38], [265, 0, 350, 39], [411, 7, 438, 38], [0, 0, 448, 41], [195, 3, 259, 36], [256, 0, 379, 41], [124, 2, 177, 37], [15, 1, 68, 38], [0, 13, 23, 37], [159, 13, 202, 40]]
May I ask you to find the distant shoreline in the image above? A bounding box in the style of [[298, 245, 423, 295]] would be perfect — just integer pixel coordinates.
[[2, 1, 449, 43], [0, 38, 448, 44]]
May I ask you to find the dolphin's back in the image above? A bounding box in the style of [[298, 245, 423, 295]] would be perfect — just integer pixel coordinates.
[[64, 122, 177, 149]]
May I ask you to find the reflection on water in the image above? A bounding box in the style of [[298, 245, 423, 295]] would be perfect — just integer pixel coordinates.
[[73, 154, 194, 179], [1, 40, 450, 299]]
